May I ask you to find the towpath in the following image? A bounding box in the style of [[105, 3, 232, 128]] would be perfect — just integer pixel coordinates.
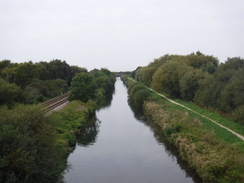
[[145, 86, 244, 141], [128, 77, 244, 140]]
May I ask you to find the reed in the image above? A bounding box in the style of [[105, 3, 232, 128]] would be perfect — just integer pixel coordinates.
[[144, 101, 244, 182]]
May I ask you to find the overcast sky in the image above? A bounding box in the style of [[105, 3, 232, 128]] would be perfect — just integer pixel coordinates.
[[1, 0, 243, 71]]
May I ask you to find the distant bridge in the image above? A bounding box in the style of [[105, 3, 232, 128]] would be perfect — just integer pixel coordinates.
[[115, 71, 131, 77]]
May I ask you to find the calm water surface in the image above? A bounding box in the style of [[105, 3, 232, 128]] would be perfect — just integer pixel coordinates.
[[62, 78, 201, 183]]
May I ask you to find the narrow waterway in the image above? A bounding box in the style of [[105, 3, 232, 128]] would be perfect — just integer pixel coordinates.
[[62, 78, 201, 183]]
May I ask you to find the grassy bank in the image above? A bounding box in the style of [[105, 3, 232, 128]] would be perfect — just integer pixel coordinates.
[[122, 76, 244, 183]]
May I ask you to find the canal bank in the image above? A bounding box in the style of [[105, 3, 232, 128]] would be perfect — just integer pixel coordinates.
[[123, 76, 244, 183], [62, 78, 201, 183]]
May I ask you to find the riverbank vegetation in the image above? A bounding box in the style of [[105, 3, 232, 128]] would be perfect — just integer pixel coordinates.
[[0, 59, 87, 106], [0, 100, 96, 182], [122, 72, 244, 182], [131, 52, 244, 125], [69, 68, 116, 103], [0, 62, 115, 182]]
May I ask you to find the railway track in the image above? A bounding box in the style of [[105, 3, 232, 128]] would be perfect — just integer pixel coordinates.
[[42, 93, 70, 111]]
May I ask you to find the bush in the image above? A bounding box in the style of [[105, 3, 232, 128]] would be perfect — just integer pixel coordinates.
[[131, 89, 150, 106], [0, 105, 67, 183], [129, 83, 145, 97], [70, 73, 97, 102], [143, 100, 244, 183], [0, 79, 22, 107]]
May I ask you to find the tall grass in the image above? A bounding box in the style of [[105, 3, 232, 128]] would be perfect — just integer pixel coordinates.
[[144, 101, 244, 183], [150, 92, 244, 149], [152, 90, 244, 136]]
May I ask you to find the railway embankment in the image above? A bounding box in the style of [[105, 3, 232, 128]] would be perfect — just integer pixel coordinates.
[[0, 99, 96, 183], [42, 92, 70, 111]]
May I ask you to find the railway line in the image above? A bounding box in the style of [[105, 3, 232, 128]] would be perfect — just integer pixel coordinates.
[[42, 93, 70, 111]]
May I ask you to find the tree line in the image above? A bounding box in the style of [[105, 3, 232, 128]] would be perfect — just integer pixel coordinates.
[[0, 59, 87, 106], [0, 59, 116, 182], [69, 68, 116, 103], [131, 52, 244, 124]]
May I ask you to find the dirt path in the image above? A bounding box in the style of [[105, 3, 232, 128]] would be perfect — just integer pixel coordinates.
[[146, 87, 244, 141]]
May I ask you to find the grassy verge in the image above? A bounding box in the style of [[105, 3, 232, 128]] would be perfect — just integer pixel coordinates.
[[122, 76, 244, 183], [144, 101, 244, 182], [150, 92, 244, 149], [157, 91, 244, 137], [128, 77, 244, 144]]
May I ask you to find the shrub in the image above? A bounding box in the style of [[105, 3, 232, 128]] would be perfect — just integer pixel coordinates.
[[0, 105, 67, 183], [131, 89, 150, 106], [129, 83, 145, 97]]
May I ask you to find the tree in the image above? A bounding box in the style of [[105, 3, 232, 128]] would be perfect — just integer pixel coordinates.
[[142, 66, 156, 86], [134, 67, 144, 82], [180, 69, 206, 101], [68, 66, 87, 86], [0, 105, 67, 182], [218, 68, 244, 113], [185, 54, 219, 72], [35, 63, 50, 80], [70, 73, 97, 102], [0, 79, 22, 107], [151, 58, 191, 97], [1, 67, 17, 83], [15, 62, 39, 88], [47, 59, 71, 80], [141, 55, 175, 86], [0, 60, 11, 75], [194, 75, 224, 108]]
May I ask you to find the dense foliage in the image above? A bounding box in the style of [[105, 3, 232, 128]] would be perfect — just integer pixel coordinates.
[[69, 68, 116, 103], [0, 97, 100, 182], [0, 59, 87, 106], [126, 81, 150, 107], [0, 58, 116, 182], [131, 53, 244, 124], [0, 105, 67, 182], [144, 101, 244, 183]]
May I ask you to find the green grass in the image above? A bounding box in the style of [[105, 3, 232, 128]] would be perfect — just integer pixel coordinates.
[[125, 77, 244, 182], [174, 98, 244, 133], [127, 77, 244, 149], [149, 92, 244, 150]]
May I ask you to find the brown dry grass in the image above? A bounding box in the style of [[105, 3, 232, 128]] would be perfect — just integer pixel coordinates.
[[144, 100, 244, 183]]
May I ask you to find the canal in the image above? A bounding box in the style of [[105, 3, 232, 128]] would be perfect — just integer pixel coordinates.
[[62, 77, 201, 183]]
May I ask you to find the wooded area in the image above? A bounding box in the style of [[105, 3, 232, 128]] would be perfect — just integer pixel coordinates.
[[69, 68, 116, 103], [132, 52, 244, 125], [0, 59, 116, 182], [0, 59, 87, 106]]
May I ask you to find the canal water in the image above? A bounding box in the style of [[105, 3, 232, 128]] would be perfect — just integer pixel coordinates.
[[62, 78, 201, 183]]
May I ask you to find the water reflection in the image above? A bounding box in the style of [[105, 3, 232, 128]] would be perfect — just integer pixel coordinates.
[[62, 78, 201, 183], [128, 96, 202, 183], [76, 86, 115, 147], [76, 117, 101, 147], [96, 86, 115, 111]]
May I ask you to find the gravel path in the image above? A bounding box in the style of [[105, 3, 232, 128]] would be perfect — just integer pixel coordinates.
[[146, 87, 244, 141]]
